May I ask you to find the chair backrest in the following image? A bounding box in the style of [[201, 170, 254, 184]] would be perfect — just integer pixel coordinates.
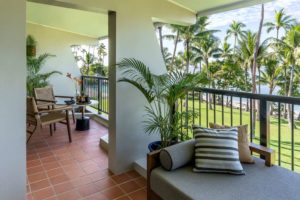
[[26, 97, 39, 125], [34, 87, 55, 104]]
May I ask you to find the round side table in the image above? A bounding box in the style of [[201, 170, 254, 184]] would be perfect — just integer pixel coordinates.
[[75, 100, 97, 131]]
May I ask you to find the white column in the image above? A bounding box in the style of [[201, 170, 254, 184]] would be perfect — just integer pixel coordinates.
[[0, 0, 26, 199]]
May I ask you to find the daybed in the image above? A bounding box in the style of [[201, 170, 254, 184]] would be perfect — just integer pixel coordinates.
[[147, 141, 300, 200]]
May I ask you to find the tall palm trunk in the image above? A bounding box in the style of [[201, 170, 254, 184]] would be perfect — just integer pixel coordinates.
[[186, 40, 190, 73], [252, 4, 264, 136], [185, 40, 190, 127], [171, 30, 179, 69], [158, 26, 165, 63], [258, 66, 261, 94], [245, 66, 250, 111], [233, 35, 237, 54], [288, 64, 295, 126], [205, 58, 209, 80], [205, 58, 213, 109], [87, 64, 90, 75], [269, 83, 274, 115], [283, 67, 288, 118]]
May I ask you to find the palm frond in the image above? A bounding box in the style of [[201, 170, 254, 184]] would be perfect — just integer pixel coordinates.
[[118, 58, 155, 90], [118, 78, 155, 103]]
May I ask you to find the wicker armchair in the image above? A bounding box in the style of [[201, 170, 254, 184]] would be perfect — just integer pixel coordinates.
[[34, 87, 75, 123], [26, 97, 72, 143]]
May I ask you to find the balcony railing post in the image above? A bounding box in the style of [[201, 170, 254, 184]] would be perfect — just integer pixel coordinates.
[[259, 99, 270, 147], [97, 77, 100, 114]]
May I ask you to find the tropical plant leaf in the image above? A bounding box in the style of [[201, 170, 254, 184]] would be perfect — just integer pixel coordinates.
[[118, 78, 155, 102]]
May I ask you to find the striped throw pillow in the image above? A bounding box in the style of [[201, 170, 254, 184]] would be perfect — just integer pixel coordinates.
[[193, 126, 245, 175]]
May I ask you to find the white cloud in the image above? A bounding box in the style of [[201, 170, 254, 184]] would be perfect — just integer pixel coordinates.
[[207, 0, 300, 30]]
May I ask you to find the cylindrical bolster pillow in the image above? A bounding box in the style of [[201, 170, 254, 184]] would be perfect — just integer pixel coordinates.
[[159, 139, 195, 171]]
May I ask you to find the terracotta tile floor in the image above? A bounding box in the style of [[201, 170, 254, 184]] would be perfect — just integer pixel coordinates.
[[27, 120, 147, 200]]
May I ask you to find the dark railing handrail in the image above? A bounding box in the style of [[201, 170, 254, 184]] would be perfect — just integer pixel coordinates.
[[196, 87, 300, 105], [182, 87, 300, 172], [81, 75, 108, 80]]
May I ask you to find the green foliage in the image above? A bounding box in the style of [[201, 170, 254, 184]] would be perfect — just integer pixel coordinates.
[[26, 35, 37, 46], [159, 7, 300, 100], [118, 58, 205, 147], [264, 9, 296, 38], [74, 44, 108, 76], [27, 54, 62, 96]]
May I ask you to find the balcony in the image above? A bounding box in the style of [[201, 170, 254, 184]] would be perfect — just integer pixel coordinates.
[[3, 0, 300, 199]]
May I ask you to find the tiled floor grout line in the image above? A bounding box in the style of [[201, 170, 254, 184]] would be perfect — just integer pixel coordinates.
[[27, 120, 146, 200]]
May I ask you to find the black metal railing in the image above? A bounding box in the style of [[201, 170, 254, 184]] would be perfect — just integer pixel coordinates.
[[179, 87, 300, 173], [82, 76, 109, 115]]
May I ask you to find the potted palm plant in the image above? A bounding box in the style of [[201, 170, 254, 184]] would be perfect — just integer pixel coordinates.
[[26, 35, 37, 57], [118, 58, 203, 151], [27, 53, 62, 96]]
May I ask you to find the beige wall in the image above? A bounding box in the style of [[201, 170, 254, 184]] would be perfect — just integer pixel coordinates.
[[0, 0, 26, 199], [27, 23, 98, 96]]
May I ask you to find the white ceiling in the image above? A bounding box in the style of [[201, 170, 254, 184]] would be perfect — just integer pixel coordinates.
[[26, 0, 272, 36], [27, 2, 108, 38], [168, 0, 273, 14]]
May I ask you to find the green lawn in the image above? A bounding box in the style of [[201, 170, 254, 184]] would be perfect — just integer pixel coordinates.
[[180, 100, 300, 173]]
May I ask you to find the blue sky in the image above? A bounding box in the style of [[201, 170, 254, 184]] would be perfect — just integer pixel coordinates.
[[207, 0, 300, 43], [163, 0, 300, 54]]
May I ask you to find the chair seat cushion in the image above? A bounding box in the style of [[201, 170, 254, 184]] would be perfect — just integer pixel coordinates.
[[40, 112, 65, 125], [151, 157, 300, 200]]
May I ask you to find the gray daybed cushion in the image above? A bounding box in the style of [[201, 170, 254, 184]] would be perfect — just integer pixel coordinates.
[[151, 157, 300, 200], [160, 139, 195, 171]]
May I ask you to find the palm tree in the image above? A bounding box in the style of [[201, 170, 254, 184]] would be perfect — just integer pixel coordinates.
[[274, 25, 300, 125], [27, 54, 61, 96], [265, 8, 296, 119], [226, 21, 246, 53], [165, 16, 217, 73], [218, 59, 243, 89], [192, 35, 221, 82], [97, 43, 107, 65], [260, 58, 281, 95], [237, 31, 256, 91], [192, 35, 221, 109], [75, 50, 96, 75], [117, 58, 204, 146], [252, 4, 265, 95], [260, 58, 281, 115], [154, 22, 165, 63], [220, 41, 233, 60], [173, 51, 186, 71], [236, 31, 257, 112], [164, 24, 183, 69], [264, 8, 296, 39], [163, 47, 173, 71]]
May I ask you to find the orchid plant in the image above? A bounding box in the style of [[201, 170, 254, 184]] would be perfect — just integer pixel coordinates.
[[66, 73, 82, 96]]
